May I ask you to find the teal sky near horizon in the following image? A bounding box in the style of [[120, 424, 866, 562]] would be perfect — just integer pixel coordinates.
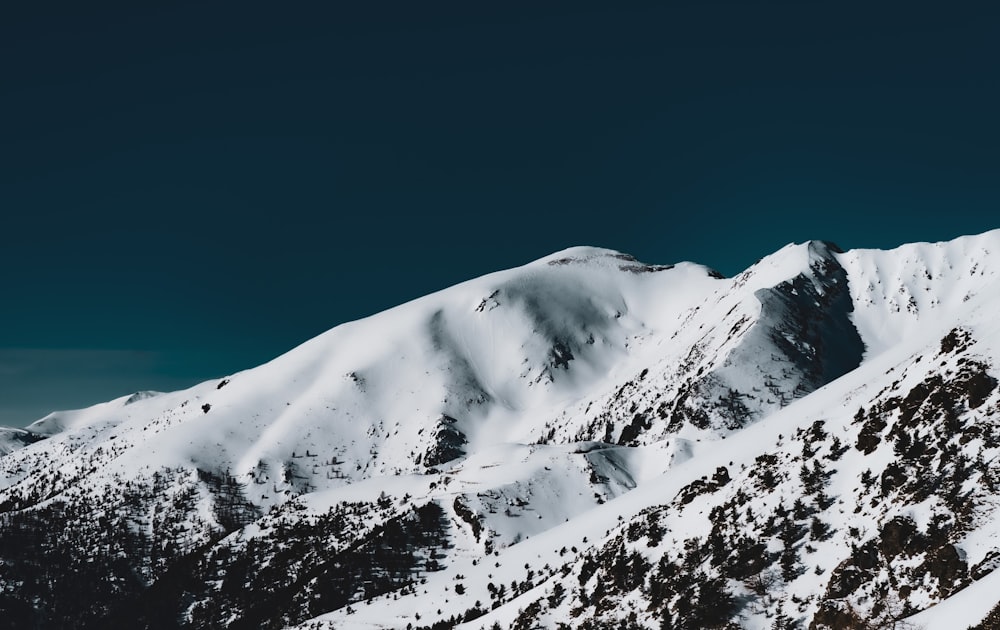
[[2, 2, 998, 426]]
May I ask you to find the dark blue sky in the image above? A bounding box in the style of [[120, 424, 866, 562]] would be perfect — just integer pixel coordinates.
[[2, 2, 998, 426]]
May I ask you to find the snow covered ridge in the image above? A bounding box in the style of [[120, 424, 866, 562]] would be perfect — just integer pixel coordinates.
[[2, 231, 1000, 629], [0, 427, 45, 456]]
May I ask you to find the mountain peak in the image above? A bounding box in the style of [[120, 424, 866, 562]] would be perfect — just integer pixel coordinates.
[[536, 245, 631, 264], [806, 238, 845, 255], [3, 233, 1000, 629]]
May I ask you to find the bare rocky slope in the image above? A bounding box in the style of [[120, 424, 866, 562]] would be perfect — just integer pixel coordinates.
[[2, 232, 1000, 629]]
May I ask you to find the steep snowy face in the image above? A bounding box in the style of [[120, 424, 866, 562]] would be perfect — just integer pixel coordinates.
[[672, 240, 865, 430], [4, 231, 1000, 630], [837, 230, 1000, 357], [535, 239, 866, 448]]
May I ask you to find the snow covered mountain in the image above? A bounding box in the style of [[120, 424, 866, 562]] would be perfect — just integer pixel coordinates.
[[2, 231, 1000, 629], [0, 427, 44, 457]]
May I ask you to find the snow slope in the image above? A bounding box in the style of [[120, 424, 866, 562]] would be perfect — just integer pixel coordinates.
[[300, 273, 1000, 629], [2, 230, 1000, 629]]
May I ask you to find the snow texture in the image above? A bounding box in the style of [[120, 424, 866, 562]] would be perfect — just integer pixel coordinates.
[[2, 231, 1000, 629]]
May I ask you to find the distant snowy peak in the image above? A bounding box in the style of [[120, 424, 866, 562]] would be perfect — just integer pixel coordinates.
[[0, 427, 45, 456], [23, 390, 165, 437]]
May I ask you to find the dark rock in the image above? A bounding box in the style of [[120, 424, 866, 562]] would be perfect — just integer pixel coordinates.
[[879, 517, 922, 559]]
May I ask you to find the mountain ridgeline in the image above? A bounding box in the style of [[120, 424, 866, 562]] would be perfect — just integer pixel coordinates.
[[2, 232, 1000, 629]]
